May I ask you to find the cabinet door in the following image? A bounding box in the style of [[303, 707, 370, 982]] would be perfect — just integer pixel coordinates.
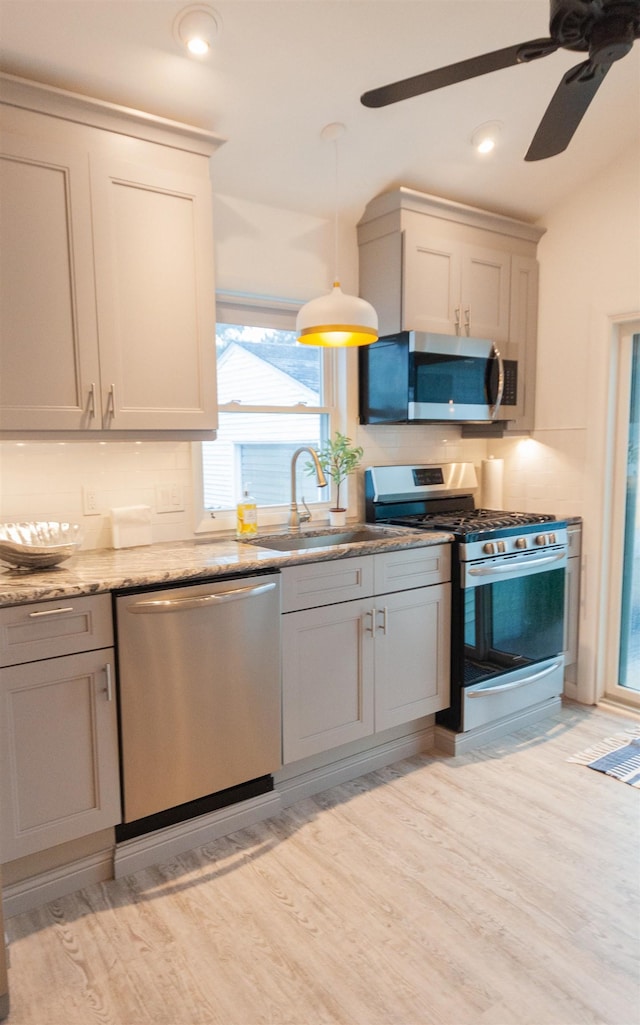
[[402, 229, 462, 335], [375, 583, 451, 731], [282, 600, 375, 763], [506, 255, 539, 430], [461, 245, 511, 343], [0, 649, 121, 860], [90, 157, 217, 431], [0, 134, 101, 430]]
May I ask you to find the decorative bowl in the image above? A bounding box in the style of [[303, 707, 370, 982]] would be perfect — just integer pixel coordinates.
[[0, 521, 82, 569]]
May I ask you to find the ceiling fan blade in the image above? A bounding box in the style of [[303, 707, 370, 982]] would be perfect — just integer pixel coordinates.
[[360, 38, 558, 108], [525, 59, 612, 160]]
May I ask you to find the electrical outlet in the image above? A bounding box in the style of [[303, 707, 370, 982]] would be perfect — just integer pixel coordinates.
[[83, 486, 99, 515], [157, 484, 184, 514]]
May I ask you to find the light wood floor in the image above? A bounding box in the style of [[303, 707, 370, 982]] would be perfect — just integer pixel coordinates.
[[5, 701, 640, 1025]]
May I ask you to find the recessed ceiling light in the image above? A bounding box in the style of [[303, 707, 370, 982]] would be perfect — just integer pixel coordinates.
[[471, 121, 503, 155], [173, 5, 221, 58]]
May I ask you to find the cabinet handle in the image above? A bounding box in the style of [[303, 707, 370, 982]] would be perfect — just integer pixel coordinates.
[[106, 384, 116, 421], [28, 606, 75, 618], [454, 306, 461, 334], [104, 663, 113, 702], [377, 606, 388, 635], [365, 609, 375, 634], [88, 383, 96, 419], [463, 306, 470, 334]]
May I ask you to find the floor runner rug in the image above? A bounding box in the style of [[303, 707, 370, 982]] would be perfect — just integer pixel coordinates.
[[568, 725, 640, 787]]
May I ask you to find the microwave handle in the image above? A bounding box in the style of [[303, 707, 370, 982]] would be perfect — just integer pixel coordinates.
[[490, 344, 505, 419]]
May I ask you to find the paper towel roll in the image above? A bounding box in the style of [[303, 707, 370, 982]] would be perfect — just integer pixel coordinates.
[[110, 505, 152, 549], [481, 458, 504, 510]]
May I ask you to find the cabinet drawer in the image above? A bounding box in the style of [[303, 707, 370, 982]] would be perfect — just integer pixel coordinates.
[[281, 557, 375, 612], [374, 544, 451, 594], [0, 594, 113, 666]]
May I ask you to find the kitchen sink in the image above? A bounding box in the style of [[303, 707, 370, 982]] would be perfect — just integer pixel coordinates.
[[243, 527, 409, 552]]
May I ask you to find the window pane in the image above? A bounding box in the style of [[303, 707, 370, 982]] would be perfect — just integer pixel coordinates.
[[216, 324, 322, 406], [619, 334, 640, 691], [203, 412, 329, 509]]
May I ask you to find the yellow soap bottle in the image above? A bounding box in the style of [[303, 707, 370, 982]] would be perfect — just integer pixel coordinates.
[[236, 486, 258, 539]]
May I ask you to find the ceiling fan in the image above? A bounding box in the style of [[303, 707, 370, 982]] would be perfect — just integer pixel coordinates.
[[361, 0, 640, 160]]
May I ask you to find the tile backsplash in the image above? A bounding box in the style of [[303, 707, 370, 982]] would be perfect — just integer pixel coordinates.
[[0, 441, 195, 550], [0, 427, 585, 552]]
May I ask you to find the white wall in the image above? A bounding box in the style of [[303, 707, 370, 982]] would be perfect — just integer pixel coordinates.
[[491, 140, 640, 704]]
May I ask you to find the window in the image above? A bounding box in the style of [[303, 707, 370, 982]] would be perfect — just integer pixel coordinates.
[[194, 297, 339, 532]]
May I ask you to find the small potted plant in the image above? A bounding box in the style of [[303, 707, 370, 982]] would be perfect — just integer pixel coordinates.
[[306, 431, 364, 527]]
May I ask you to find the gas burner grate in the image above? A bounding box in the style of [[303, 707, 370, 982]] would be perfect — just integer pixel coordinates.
[[414, 509, 556, 533]]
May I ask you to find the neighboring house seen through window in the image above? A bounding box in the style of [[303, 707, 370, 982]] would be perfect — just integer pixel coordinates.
[[197, 307, 335, 526]]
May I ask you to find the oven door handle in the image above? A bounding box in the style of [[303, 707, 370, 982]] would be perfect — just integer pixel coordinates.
[[468, 552, 566, 577], [489, 344, 504, 420], [467, 660, 563, 698]]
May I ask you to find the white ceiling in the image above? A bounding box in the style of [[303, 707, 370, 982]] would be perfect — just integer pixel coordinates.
[[1, 0, 639, 225]]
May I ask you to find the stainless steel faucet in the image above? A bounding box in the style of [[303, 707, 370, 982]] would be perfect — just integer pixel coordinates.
[[289, 447, 327, 529]]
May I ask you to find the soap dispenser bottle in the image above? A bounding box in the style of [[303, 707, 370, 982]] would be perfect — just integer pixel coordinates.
[[236, 486, 258, 539]]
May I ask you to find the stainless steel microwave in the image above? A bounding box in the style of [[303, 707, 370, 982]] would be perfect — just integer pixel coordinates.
[[358, 330, 518, 424]]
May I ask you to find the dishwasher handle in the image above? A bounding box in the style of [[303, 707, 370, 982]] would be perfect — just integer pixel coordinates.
[[126, 580, 277, 614]]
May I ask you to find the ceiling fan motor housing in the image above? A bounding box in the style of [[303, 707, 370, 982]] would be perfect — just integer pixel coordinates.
[[550, 0, 640, 54], [550, 0, 601, 50]]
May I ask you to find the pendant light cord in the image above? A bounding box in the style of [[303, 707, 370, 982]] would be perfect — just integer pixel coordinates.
[[333, 134, 339, 285]]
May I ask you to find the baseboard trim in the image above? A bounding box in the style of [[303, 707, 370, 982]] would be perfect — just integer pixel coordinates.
[[3, 848, 114, 918], [276, 726, 435, 807], [113, 792, 282, 879], [434, 697, 562, 755]]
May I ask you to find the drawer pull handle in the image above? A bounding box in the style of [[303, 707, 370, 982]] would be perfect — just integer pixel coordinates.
[[104, 663, 113, 702], [28, 606, 75, 618]]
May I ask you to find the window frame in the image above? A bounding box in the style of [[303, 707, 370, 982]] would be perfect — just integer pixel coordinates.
[[193, 292, 342, 535]]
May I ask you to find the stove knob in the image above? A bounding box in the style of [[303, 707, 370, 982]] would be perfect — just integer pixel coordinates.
[[549, 532, 556, 544], [535, 534, 547, 546], [483, 542, 495, 555], [515, 537, 528, 549], [497, 540, 506, 553]]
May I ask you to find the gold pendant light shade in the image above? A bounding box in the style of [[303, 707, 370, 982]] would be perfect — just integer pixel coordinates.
[[296, 282, 378, 347]]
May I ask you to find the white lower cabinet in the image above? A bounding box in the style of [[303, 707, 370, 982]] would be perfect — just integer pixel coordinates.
[[282, 598, 376, 762], [564, 523, 582, 685], [0, 596, 121, 862], [374, 583, 450, 732], [281, 547, 451, 763]]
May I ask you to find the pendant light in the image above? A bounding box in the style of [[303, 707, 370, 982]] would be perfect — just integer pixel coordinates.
[[297, 123, 378, 348]]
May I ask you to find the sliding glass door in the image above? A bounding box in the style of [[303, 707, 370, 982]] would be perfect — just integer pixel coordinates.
[[607, 324, 640, 706], [618, 334, 640, 692]]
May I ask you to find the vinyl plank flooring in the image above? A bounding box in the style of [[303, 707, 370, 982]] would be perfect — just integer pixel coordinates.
[[5, 701, 640, 1025]]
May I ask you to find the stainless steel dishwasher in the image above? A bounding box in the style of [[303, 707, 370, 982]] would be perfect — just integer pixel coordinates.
[[115, 573, 281, 834]]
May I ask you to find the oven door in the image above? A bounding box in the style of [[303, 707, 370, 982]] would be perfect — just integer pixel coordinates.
[[460, 547, 566, 731]]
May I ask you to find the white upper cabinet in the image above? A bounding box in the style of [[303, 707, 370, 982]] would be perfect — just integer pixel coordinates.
[[357, 188, 544, 431], [0, 133, 101, 431], [402, 231, 511, 342], [0, 73, 224, 437]]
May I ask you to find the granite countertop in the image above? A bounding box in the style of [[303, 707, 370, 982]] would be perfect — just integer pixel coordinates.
[[0, 524, 453, 607]]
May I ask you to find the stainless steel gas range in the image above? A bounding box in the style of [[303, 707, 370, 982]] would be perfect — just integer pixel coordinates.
[[365, 463, 568, 736]]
